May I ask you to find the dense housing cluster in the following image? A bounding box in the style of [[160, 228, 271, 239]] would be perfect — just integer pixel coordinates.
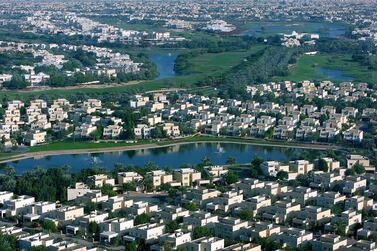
[[0, 41, 142, 89], [0, 153, 377, 250], [1, 78, 376, 151], [0, 0, 376, 250]]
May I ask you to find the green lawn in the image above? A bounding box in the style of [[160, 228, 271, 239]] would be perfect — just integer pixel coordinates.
[[23, 135, 323, 153], [275, 53, 377, 83], [0, 68, 211, 101], [27, 137, 219, 153], [0, 80, 173, 100], [28, 140, 153, 152], [182, 46, 267, 76], [0, 152, 18, 162], [188, 51, 249, 74], [0, 45, 268, 100]]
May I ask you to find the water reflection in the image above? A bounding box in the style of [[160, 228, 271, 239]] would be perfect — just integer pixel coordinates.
[[148, 52, 178, 80], [315, 67, 354, 81], [6, 143, 323, 174]]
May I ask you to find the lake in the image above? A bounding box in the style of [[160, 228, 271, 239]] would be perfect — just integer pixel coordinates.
[[148, 52, 177, 80], [5, 143, 318, 174], [241, 22, 346, 38], [315, 67, 354, 81]]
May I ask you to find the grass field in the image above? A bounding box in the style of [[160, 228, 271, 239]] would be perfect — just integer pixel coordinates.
[[0, 69, 211, 101], [28, 140, 151, 152], [187, 51, 250, 74], [181, 46, 267, 76], [0, 80, 173, 100], [0, 45, 268, 100], [275, 53, 377, 83]]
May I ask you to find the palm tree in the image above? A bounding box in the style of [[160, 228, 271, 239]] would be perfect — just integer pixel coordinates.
[[226, 156, 236, 165]]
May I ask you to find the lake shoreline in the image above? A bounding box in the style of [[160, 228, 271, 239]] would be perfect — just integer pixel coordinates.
[[0, 137, 343, 165]]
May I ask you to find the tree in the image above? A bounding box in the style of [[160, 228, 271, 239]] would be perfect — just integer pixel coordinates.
[[184, 201, 199, 211], [84, 202, 101, 214], [111, 236, 121, 246], [3, 74, 28, 89], [250, 167, 259, 178], [331, 202, 345, 215], [87, 222, 100, 240], [311, 131, 320, 142], [136, 238, 147, 251], [193, 226, 211, 239], [122, 182, 136, 192], [176, 248, 188, 251], [15, 167, 71, 202], [251, 157, 263, 169], [0, 233, 18, 251], [90, 129, 102, 141], [345, 168, 356, 176], [159, 182, 171, 192], [143, 176, 154, 192], [62, 59, 82, 71], [224, 171, 239, 184], [296, 174, 311, 187], [264, 127, 274, 139], [71, 49, 97, 67], [239, 209, 254, 221], [134, 213, 150, 225], [179, 123, 195, 135], [101, 184, 117, 197], [276, 170, 288, 180], [353, 163, 365, 174], [125, 242, 137, 251], [319, 114, 328, 125], [0, 167, 16, 191], [370, 233, 377, 243], [150, 126, 166, 138], [41, 220, 58, 232], [201, 156, 212, 166], [165, 220, 179, 233], [254, 236, 283, 251], [333, 222, 346, 236], [317, 158, 329, 172], [226, 157, 236, 165]]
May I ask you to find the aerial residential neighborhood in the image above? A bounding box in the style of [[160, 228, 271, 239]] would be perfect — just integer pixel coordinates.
[[0, 153, 377, 251], [0, 0, 377, 250], [0, 79, 375, 151]]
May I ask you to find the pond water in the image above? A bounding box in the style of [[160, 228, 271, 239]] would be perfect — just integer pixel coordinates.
[[148, 52, 177, 80], [6, 142, 318, 174], [241, 22, 346, 38], [315, 67, 354, 81]]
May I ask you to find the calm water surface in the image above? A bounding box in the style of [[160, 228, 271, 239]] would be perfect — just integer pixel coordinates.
[[315, 67, 354, 81], [6, 143, 314, 174], [148, 52, 177, 80]]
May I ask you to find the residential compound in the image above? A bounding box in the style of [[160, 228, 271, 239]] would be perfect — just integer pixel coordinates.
[[0, 150, 377, 250], [23, 12, 185, 45], [0, 41, 141, 88], [2, 0, 377, 43], [0, 0, 377, 250], [1, 79, 376, 150]]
